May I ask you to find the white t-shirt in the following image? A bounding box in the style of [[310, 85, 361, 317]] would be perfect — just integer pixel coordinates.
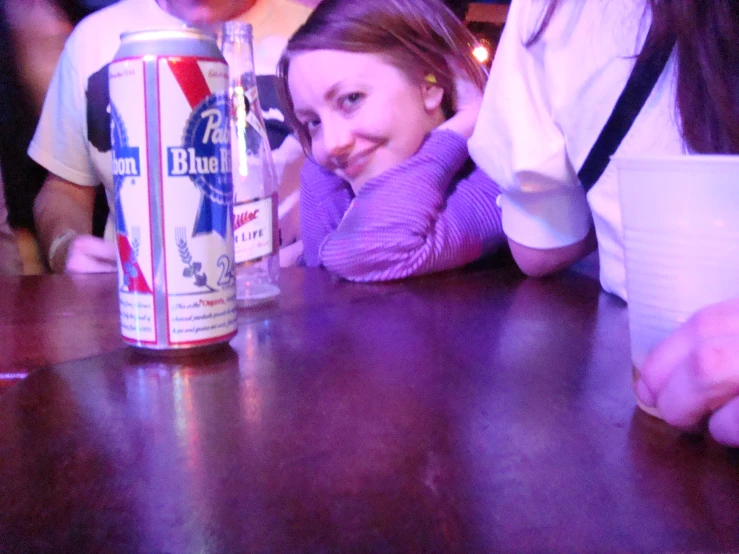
[[28, 0, 310, 258], [469, 0, 687, 300]]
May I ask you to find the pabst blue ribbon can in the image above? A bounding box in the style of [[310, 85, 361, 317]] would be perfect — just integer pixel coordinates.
[[109, 28, 237, 352]]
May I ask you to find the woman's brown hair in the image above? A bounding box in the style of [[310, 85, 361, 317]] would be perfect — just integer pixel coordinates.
[[276, 0, 487, 152], [529, 0, 739, 154]]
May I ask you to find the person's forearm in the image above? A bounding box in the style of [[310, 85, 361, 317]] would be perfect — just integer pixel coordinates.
[[299, 159, 353, 266], [508, 227, 598, 278], [33, 173, 95, 271]]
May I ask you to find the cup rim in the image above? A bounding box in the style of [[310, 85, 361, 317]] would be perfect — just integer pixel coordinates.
[[612, 154, 739, 168]]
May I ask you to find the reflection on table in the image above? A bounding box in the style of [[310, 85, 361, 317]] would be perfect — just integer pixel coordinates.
[[1, 265, 738, 552]]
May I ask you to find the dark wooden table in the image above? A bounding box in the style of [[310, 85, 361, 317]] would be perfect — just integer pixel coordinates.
[[1, 266, 738, 553]]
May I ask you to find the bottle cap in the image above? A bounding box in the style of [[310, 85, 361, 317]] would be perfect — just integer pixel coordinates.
[[222, 21, 253, 41]]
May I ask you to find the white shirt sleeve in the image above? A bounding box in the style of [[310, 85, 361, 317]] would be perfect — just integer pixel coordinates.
[[27, 44, 99, 186], [468, 0, 592, 249]]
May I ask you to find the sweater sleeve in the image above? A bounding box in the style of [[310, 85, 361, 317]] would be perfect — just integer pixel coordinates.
[[318, 130, 505, 282], [299, 157, 354, 267]]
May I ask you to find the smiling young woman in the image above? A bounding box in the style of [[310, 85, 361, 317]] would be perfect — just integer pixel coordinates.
[[276, 0, 505, 281], [287, 49, 448, 190]]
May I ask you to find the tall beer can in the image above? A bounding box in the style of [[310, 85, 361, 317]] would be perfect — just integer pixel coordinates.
[[109, 28, 237, 352]]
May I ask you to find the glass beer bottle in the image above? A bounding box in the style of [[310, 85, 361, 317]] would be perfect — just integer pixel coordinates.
[[221, 22, 280, 306]]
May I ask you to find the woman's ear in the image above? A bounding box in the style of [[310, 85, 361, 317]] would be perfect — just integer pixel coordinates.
[[420, 77, 444, 113]]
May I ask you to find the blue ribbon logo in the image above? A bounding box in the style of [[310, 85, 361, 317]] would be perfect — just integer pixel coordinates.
[[171, 93, 233, 239]]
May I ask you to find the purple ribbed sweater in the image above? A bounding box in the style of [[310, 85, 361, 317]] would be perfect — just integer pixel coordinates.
[[300, 130, 504, 281]]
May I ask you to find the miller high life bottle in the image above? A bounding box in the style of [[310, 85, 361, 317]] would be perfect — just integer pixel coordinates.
[[221, 22, 280, 306]]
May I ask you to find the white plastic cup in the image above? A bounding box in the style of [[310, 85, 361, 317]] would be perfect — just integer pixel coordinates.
[[615, 155, 739, 416]]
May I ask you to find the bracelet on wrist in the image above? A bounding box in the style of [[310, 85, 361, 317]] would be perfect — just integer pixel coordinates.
[[48, 229, 78, 273]]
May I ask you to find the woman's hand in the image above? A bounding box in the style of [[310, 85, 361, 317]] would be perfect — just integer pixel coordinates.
[[437, 64, 483, 139], [635, 298, 739, 447]]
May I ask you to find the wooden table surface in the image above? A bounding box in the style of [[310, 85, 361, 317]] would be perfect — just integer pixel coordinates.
[[1, 265, 738, 553]]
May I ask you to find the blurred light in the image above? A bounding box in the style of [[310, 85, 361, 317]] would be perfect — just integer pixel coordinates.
[[473, 44, 490, 64]]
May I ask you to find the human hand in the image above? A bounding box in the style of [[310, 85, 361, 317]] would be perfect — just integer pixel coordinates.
[[635, 298, 739, 447], [61, 234, 117, 273], [437, 63, 483, 139]]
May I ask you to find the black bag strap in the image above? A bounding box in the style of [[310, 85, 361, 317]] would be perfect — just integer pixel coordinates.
[[577, 24, 675, 192]]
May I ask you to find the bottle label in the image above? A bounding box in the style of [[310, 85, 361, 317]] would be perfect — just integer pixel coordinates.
[[233, 195, 276, 263]]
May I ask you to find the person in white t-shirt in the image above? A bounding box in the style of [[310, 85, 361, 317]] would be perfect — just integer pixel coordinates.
[[29, 0, 314, 274], [469, 0, 739, 446]]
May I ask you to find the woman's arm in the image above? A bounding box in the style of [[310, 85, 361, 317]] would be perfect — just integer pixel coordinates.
[[508, 228, 597, 278], [299, 159, 353, 267], [318, 130, 505, 281], [468, 0, 595, 280]]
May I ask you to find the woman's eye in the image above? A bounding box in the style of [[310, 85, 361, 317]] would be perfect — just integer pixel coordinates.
[[339, 92, 364, 111], [305, 119, 321, 135]]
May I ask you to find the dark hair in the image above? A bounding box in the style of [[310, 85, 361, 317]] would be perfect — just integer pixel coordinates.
[[276, 0, 487, 152], [442, 0, 470, 21], [56, 0, 103, 25], [528, 0, 739, 154]]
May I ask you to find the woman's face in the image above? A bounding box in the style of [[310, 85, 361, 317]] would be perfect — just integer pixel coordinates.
[[288, 49, 445, 190]]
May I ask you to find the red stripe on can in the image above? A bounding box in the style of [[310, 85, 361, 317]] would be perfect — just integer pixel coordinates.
[[167, 57, 212, 109]]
